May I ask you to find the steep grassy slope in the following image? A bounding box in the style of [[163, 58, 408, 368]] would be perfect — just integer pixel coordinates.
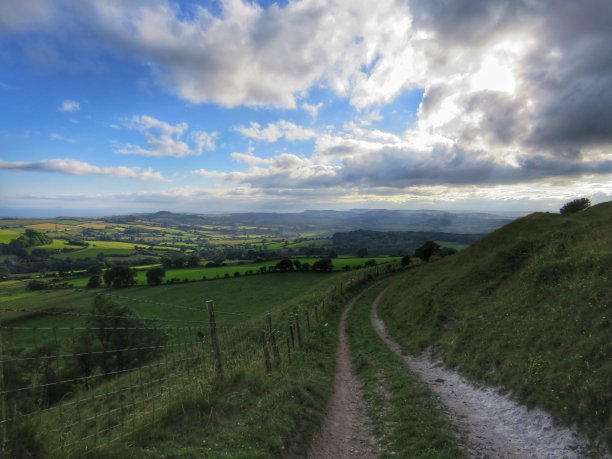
[[379, 202, 612, 449]]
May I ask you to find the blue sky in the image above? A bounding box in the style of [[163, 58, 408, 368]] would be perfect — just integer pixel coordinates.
[[1, 0, 612, 216]]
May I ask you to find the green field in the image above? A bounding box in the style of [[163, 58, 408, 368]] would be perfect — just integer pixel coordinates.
[[1, 266, 372, 457], [49, 240, 150, 260], [1, 271, 351, 334], [26, 239, 85, 252], [0, 228, 21, 243], [67, 256, 400, 286]]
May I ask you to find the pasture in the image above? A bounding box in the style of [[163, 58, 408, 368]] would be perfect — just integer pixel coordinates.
[[0, 228, 21, 243], [67, 256, 400, 286]]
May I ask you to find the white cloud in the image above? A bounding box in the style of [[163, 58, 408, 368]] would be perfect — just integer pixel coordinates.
[[191, 131, 218, 154], [115, 114, 217, 157], [50, 132, 76, 143], [0, 158, 167, 181], [21, 0, 416, 109], [58, 100, 80, 113], [302, 102, 323, 119], [235, 120, 317, 143]]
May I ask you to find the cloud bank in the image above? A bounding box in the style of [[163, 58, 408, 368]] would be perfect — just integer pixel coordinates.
[[0, 159, 167, 181]]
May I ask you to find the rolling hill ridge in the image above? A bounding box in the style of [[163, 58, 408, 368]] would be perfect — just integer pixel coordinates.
[[379, 201, 612, 450]]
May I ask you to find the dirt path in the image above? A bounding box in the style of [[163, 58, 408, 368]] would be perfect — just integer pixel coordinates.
[[308, 290, 379, 459], [371, 288, 595, 459]]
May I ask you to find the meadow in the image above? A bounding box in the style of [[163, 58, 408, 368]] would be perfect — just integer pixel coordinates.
[[0, 265, 382, 457], [65, 256, 400, 287]]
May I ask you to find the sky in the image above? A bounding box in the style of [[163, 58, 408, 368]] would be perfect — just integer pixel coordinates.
[[1, 0, 612, 216]]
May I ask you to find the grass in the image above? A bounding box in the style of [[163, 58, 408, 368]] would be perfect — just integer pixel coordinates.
[[1, 272, 353, 351], [64, 257, 399, 287], [345, 281, 464, 458], [378, 202, 612, 450], [0, 228, 21, 243], [4, 268, 374, 458], [25, 223, 75, 231], [49, 240, 150, 260], [96, 307, 343, 459], [26, 239, 85, 252]]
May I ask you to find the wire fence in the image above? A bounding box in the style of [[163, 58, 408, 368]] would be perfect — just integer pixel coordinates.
[[0, 263, 400, 456]]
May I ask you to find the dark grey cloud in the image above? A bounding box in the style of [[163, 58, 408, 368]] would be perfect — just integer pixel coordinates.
[[523, 2, 612, 154], [414, 0, 612, 158], [409, 0, 534, 46]]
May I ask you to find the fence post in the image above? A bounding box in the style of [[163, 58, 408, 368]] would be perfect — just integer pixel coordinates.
[[0, 321, 6, 453], [305, 310, 310, 332], [286, 337, 292, 362], [261, 330, 272, 373], [295, 314, 303, 348], [289, 325, 295, 349], [266, 313, 281, 366], [206, 300, 223, 377], [314, 304, 319, 322]]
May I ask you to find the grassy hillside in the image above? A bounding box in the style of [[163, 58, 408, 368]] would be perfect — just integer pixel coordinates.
[[1, 269, 374, 457], [379, 202, 612, 449]]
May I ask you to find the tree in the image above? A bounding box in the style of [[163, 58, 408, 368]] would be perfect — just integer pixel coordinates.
[[356, 247, 368, 258], [312, 258, 333, 271], [161, 256, 173, 269], [103, 266, 136, 288], [328, 250, 338, 259], [77, 296, 168, 374], [364, 259, 377, 267], [187, 255, 200, 267], [401, 255, 411, 267], [414, 241, 440, 262], [560, 197, 591, 214], [146, 267, 165, 286], [87, 275, 102, 288], [276, 258, 294, 272]]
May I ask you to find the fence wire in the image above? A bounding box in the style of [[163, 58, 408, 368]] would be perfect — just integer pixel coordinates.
[[0, 264, 400, 456]]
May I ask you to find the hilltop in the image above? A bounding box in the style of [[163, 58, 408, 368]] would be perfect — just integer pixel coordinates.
[[104, 209, 514, 234], [379, 201, 612, 449]]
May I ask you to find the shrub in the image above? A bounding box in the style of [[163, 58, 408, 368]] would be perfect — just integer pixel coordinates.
[[146, 266, 165, 285], [560, 197, 591, 214], [86, 275, 101, 288], [414, 241, 441, 262]]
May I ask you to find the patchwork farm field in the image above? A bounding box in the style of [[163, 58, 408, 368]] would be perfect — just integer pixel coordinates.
[[0, 229, 22, 243], [66, 256, 400, 286]]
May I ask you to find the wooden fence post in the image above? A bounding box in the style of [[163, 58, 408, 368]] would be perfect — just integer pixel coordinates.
[[286, 337, 292, 362], [314, 304, 319, 322], [261, 330, 272, 373], [266, 313, 281, 366], [305, 310, 310, 332], [289, 324, 295, 349], [295, 314, 303, 347], [0, 321, 6, 453], [206, 300, 223, 377]]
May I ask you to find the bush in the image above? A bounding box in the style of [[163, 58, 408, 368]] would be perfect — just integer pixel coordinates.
[[414, 241, 441, 262], [146, 266, 165, 286], [86, 275, 101, 288], [560, 197, 591, 214], [26, 280, 47, 291], [103, 266, 136, 288]]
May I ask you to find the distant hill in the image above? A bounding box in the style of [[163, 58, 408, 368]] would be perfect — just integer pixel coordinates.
[[105, 209, 513, 235], [379, 202, 612, 450], [332, 229, 482, 255]]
